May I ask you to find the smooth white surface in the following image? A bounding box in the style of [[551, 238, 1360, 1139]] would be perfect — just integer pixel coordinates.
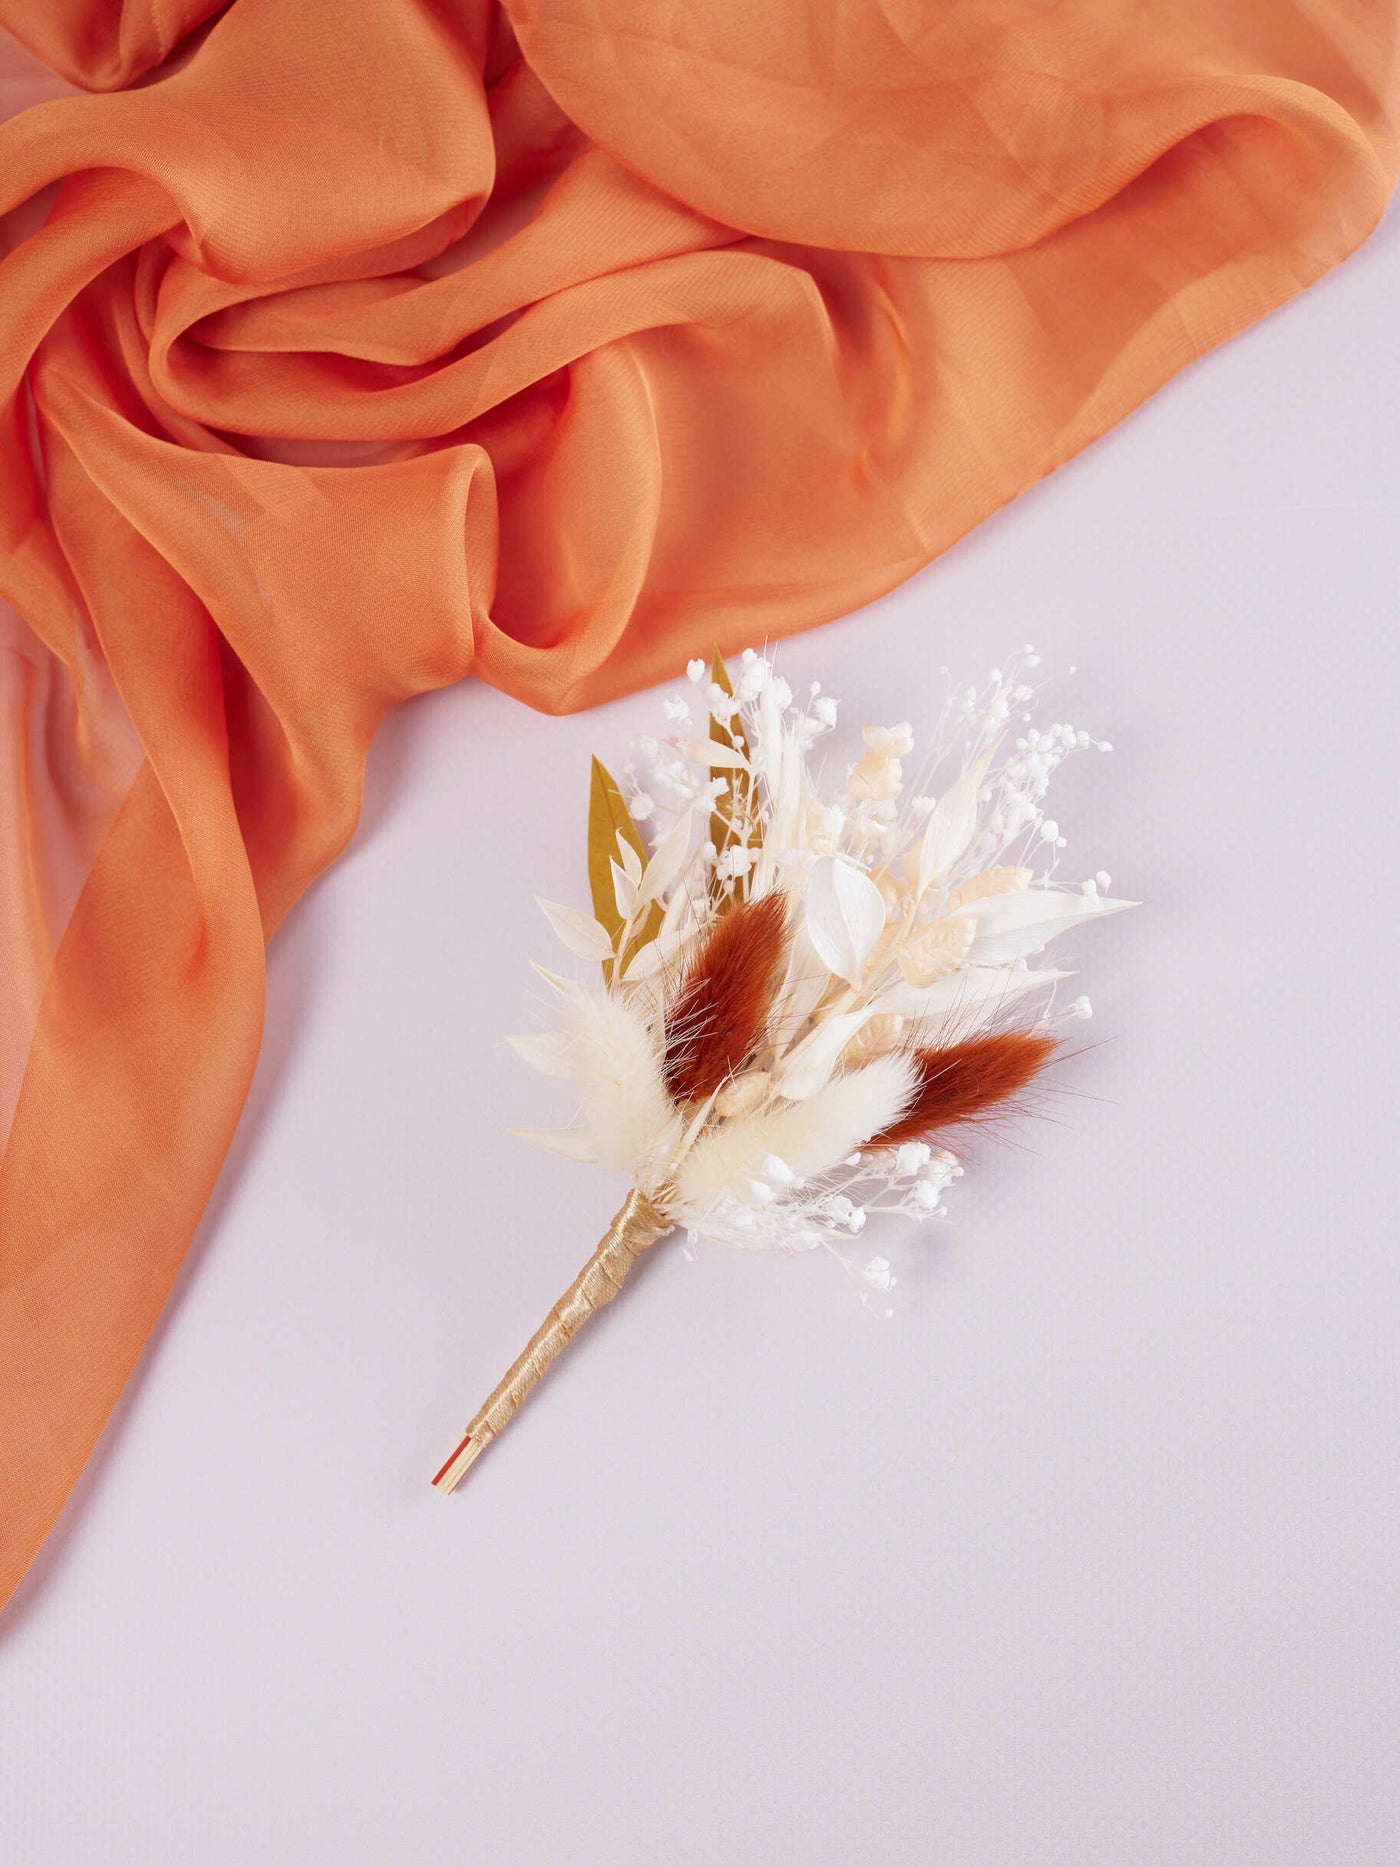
[[3, 212, 1398, 1866]]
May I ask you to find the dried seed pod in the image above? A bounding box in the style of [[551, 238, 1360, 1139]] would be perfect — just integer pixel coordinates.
[[947, 866, 1033, 910], [896, 914, 974, 987], [714, 1069, 771, 1117], [839, 1012, 906, 1069]]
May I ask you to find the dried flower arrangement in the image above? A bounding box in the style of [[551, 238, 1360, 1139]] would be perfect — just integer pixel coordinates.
[[433, 648, 1132, 1491]]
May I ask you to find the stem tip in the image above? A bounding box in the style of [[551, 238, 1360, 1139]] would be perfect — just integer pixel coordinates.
[[432, 1431, 489, 1494]]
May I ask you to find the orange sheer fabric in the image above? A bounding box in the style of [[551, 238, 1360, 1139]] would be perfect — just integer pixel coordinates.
[[0, 0, 1394, 1609]]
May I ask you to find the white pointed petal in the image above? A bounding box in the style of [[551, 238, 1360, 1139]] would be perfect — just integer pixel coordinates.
[[775, 926, 834, 1033], [659, 881, 691, 937], [610, 857, 638, 920], [508, 1126, 600, 1163], [536, 897, 616, 962], [621, 938, 668, 983], [772, 1008, 873, 1101], [917, 744, 995, 893], [680, 739, 751, 772], [756, 680, 784, 794], [530, 961, 584, 999], [636, 810, 694, 906], [963, 890, 1136, 965], [503, 1031, 575, 1078], [617, 837, 643, 886], [804, 856, 886, 986], [766, 730, 806, 867]]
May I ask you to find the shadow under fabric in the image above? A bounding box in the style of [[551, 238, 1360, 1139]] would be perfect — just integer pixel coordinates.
[[0, 0, 1395, 1611]]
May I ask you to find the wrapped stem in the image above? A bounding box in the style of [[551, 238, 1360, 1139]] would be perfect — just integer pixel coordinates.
[[432, 1186, 670, 1491]]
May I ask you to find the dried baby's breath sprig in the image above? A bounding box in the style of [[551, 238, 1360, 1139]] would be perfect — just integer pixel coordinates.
[[433, 647, 1134, 1490]]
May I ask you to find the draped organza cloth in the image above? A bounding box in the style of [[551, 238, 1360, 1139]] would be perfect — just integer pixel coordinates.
[[0, 1, 1395, 1610]]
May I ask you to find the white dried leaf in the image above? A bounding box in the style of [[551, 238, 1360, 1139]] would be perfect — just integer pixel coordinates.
[[880, 966, 1068, 1033], [772, 926, 833, 1036], [617, 836, 643, 887], [916, 744, 995, 893], [610, 857, 638, 921], [714, 1069, 771, 1117], [962, 889, 1135, 965], [659, 876, 692, 937], [504, 1031, 574, 1078], [536, 898, 616, 962], [620, 929, 686, 983], [530, 961, 584, 1000], [509, 1126, 600, 1163], [756, 678, 783, 794], [767, 731, 807, 869], [804, 856, 886, 985], [636, 810, 693, 907], [680, 738, 750, 772], [772, 1008, 873, 1100]]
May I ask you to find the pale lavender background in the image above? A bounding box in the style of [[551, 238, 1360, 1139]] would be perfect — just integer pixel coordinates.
[[2, 211, 1398, 1865]]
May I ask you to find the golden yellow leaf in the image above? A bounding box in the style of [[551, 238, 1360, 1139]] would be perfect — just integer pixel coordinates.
[[587, 756, 662, 982]]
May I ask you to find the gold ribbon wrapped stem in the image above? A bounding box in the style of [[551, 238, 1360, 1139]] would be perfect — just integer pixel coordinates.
[[432, 1186, 671, 1492]]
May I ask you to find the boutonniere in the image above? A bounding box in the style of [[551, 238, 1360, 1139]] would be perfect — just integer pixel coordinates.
[[434, 647, 1132, 1491]]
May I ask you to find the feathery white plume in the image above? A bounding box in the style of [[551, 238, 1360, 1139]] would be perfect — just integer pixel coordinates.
[[676, 1055, 917, 1212], [562, 989, 680, 1176]]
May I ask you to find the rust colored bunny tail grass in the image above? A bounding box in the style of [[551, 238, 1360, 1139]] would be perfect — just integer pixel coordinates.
[[662, 892, 789, 1102], [870, 1032, 1058, 1148]]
